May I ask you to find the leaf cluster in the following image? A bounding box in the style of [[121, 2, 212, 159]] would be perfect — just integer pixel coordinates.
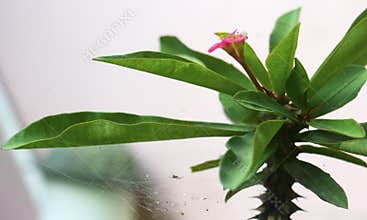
[[3, 7, 367, 213]]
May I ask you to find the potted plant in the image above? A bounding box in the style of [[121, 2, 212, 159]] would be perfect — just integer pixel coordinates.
[[3, 7, 367, 219]]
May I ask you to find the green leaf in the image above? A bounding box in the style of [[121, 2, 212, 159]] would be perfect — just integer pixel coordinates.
[[234, 91, 298, 122], [226, 133, 254, 161], [266, 24, 301, 95], [244, 43, 272, 90], [337, 139, 367, 157], [270, 8, 301, 52], [299, 145, 367, 167], [219, 93, 260, 125], [2, 112, 254, 150], [348, 8, 367, 32], [220, 120, 284, 189], [250, 120, 284, 170], [284, 159, 348, 208], [297, 130, 352, 147], [93, 51, 247, 96], [191, 159, 220, 173], [286, 58, 309, 110], [325, 123, 367, 156], [297, 130, 367, 157], [307, 118, 365, 138], [220, 150, 246, 190], [310, 16, 367, 93], [225, 170, 269, 202], [307, 65, 367, 117], [160, 36, 255, 90]]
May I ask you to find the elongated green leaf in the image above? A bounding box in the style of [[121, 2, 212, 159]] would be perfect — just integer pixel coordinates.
[[307, 119, 365, 138], [250, 120, 285, 170], [94, 51, 247, 95], [333, 121, 367, 155], [191, 159, 220, 173], [225, 170, 269, 202], [286, 58, 309, 110], [219, 93, 260, 125], [297, 130, 367, 157], [308, 65, 367, 117], [299, 145, 367, 167], [234, 91, 298, 122], [270, 8, 301, 52], [2, 112, 254, 150], [220, 120, 284, 189], [297, 130, 352, 146], [244, 43, 272, 90], [160, 36, 255, 90], [266, 24, 300, 95], [284, 159, 348, 208], [348, 8, 367, 32], [338, 139, 367, 156], [310, 16, 367, 92]]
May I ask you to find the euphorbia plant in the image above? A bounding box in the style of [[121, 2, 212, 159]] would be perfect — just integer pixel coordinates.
[[3, 8, 367, 219]]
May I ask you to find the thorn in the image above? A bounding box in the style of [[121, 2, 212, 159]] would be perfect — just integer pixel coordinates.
[[253, 203, 267, 212], [288, 189, 304, 200], [248, 214, 260, 220]]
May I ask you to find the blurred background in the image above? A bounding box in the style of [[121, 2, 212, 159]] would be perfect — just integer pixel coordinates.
[[1, 0, 367, 219]]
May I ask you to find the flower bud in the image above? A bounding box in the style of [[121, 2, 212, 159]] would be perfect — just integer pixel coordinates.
[[208, 29, 248, 62]]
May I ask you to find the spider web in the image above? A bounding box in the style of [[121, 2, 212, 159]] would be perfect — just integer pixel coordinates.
[[36, 145, 232, 220]]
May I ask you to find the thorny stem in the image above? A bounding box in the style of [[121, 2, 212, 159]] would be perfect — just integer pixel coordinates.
[[230, 49, 309, 219], [252, 123, 303, 220]]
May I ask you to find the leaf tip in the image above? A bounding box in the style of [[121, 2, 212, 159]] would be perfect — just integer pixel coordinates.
[[224, 192, 232, 202], [340, 197, 349, 209], [289, 7, 302, 17], [2, 143, 15, 150], [341, 192, 349, 209], [190, 166, 197, 173], [356, 124, 366, 138], [92, 57, 107, 62], [159, 35, 176, 41]]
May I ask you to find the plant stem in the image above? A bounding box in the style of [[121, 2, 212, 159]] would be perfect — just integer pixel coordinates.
[[255, 168, 301, 220], [253, 123, 303, 220], [237, 57, 282, 101], [241, 62, 264, 92], [234, 56, 265, 93]]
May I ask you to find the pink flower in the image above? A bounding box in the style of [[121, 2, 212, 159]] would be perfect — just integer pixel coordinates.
[[208, 29, 248, 53]]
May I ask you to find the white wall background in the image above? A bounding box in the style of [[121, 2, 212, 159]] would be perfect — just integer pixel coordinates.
[[1, 0, 367, 219]]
